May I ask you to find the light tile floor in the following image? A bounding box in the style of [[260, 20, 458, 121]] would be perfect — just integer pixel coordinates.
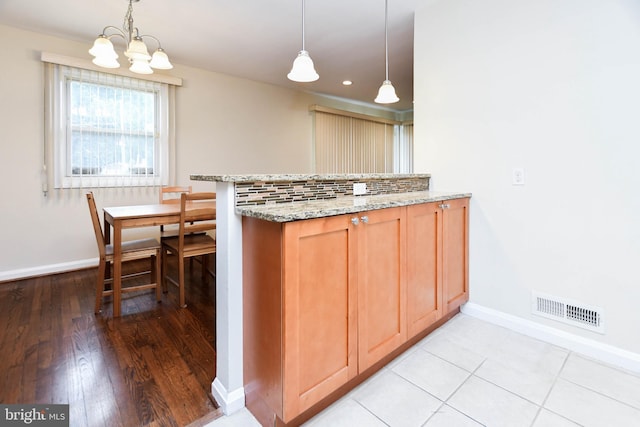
[[206, 314, 640, 427]]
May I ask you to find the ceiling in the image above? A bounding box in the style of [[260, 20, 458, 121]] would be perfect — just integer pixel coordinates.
[[0, 0, 419, 111]]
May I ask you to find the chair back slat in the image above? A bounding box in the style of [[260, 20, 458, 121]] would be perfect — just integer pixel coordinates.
[[184, 207, 216, 222], [184, 223, 216, 235], [86, 192, 106, 258], [159, 185, 192, 204]]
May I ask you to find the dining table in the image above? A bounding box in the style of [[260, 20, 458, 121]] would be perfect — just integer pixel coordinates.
[[103, 201, 216, 317]]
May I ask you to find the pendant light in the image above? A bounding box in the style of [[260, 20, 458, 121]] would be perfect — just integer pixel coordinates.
[[375, 0, 399, 104], [288, 0, 319, 82]]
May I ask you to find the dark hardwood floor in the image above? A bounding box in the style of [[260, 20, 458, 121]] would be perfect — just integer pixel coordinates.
[[0, 256, 222, 427]]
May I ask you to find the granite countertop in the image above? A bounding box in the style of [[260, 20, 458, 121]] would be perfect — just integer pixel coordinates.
[[236, 191, 471, 222], [190, 173, 431, 183]]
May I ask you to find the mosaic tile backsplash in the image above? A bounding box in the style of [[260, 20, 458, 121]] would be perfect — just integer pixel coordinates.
[[234, 176, 430, 206]]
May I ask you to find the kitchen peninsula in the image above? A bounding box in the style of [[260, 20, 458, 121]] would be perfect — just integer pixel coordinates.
[[190, 173, 470, 425]]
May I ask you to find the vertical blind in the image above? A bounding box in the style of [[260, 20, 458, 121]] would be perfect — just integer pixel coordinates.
[[63, 65, 163, 189], [396, 122, 414, 173], [312, 106, 412, 174]]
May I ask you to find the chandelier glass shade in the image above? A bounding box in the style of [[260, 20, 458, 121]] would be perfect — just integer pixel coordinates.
[[288, 0, 319, 82], [375, 0, 399, 104], [89, 0, 173, 75]]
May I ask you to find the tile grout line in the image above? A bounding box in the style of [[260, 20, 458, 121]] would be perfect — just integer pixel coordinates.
[[425, 354, 489, 426], [386, 346, 477, 426], [351, 397, 391, 427], [558, 352, 640, 413], [527, 349, 572, 427], [422, 341, 573, 425]]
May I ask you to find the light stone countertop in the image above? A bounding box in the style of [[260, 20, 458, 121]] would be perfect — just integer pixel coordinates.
[[190, 173, 431, 183], [236, 191, 471, 222]]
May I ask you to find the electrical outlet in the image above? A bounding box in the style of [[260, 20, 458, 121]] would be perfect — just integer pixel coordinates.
[[353, 182, 367, 195], [512, 168, 525, 186]]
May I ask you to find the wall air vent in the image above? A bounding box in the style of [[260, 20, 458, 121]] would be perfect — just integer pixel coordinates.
[[531, 291, 605, 334]]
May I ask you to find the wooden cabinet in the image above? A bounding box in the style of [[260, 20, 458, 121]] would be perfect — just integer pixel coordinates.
[[406, 202, 443, 338], [281, 215, 358, 420], [243, 214, 358, 424], [406, 198, 470, 338], [243, 200, 468, 425], [442, 198, 470, 313], [356, 207, 407, 371]]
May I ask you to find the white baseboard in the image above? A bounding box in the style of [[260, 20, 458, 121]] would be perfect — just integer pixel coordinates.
[[461, 302, 640, 374], [0, 258, 98, 283], [211, 377, 245, 416]]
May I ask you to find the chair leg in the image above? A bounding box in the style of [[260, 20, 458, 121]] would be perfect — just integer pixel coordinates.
[[178, 257, 186, 308], [153, 252, 162, 303], [161, 247, 168, 293], [95, 259, 106, 314], [201, 255, 208, 283]]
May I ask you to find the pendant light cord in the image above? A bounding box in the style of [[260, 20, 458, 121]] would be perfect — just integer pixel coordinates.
[[384, 0, 389, 80], [301, 0, 306, 51]]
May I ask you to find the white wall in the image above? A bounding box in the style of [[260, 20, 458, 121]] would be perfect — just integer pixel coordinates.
[[0, 24, 319, 278], [414, 0, 640, 353]]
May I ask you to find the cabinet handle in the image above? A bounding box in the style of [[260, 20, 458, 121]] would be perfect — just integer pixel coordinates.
[[351, 217, 359, 225], [439, 203, 450, 209], [360, 215, 369, 224]]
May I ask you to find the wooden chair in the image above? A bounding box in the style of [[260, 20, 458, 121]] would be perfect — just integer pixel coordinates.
[[86, 192, 162, 314], [159, 186, 192, 239], [162, 192, 216, 308], [159, 185, 193, 204]]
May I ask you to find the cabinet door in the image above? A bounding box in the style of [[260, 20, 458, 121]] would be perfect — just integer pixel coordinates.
[[443, 198, 470, 313], [281, 215, 358, 421], [357, 207, 407, 371], [406, 202, 443, 338]]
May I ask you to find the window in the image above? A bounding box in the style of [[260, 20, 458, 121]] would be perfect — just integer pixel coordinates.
[[312, 106, 413, 174], [43, 54, 180, 190]]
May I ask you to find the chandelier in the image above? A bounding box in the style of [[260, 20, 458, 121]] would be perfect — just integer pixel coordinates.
[[89, 0, 173, 75]]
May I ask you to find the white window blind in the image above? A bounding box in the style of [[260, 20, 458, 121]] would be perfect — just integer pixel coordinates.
[[396, 122, 414, 173], [312, 106, 413, 174], [42, 53, 179, 192]]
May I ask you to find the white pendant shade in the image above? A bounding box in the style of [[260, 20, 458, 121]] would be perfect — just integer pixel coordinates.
[[149, 49, 173, 69], [375, 80, 399, 104], [125, 38, 151, 60], [129, 58, 153, 74], [287, 50, 319, 82], [92, 55, 121, 69], [89, 36, 120, 68], [89, 36, 118, 59]]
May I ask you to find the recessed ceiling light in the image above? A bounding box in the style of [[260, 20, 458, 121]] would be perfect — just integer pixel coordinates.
[[342, 80, 353, 86]]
